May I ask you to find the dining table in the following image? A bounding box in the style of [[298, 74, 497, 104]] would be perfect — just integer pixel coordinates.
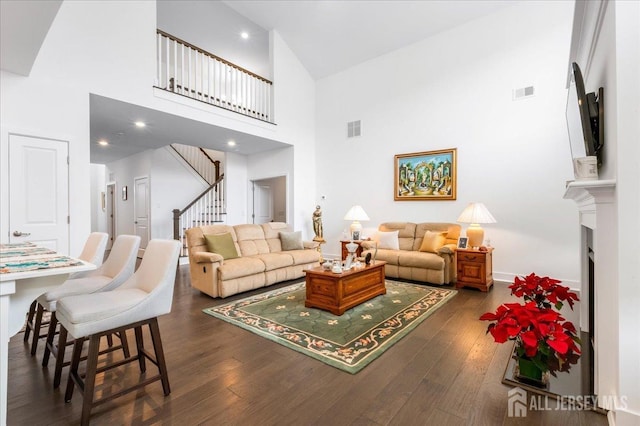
[[0, 242, 95, 426]]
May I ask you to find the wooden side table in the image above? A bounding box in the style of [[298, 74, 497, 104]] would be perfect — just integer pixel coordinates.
[[340, 240, 364, 260], [456, 247, 494, 291]]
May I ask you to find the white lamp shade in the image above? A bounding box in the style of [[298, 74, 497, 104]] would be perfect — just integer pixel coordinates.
[[457, 203, 496, 224], [343, 205, 370, 221]]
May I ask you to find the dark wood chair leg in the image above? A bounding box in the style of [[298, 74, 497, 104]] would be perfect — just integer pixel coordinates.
[[149, 318, 170, 395], [64, 336, 85, 402], [80, 335, 101, 426], [106, 333, 113, 347], [30, 303, 44, 356], [134, 326, 146, 372], [42, 312, 58, 367], [53, 325, 69, 389], [119, 330, 130, 358], [24, 300, 37, 342]]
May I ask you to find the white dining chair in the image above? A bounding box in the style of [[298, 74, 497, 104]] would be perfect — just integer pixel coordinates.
[[23, 232, 109, 352], [35, 234, 141, 388], [57, 239, 180, 426]]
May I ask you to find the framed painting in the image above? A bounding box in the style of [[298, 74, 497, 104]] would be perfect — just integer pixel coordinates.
[[394, 148, 457, 201]]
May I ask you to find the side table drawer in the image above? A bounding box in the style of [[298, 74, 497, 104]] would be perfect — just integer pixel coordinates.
[[458, 252, 484, 263]]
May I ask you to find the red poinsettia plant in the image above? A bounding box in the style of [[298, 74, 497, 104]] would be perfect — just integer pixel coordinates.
[[480, 273, 581, 376]]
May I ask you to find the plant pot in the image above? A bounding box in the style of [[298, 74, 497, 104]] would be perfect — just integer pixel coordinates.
[[515, 357, 550, 388]]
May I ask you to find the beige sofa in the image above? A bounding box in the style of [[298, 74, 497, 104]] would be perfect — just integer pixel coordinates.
[[361, 222, 460, 285], [185, 222, 321, 298]]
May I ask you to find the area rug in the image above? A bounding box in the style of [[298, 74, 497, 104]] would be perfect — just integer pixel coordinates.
[[203, 280, 456, 374]]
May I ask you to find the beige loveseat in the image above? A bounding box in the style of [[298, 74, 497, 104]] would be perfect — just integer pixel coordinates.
[[185, 222, 321, 298], [361, 222, 460, 285]]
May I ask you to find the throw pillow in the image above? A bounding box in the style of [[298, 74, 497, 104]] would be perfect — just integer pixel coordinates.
[[204, 233, 239, 260], [376, 230, 399, 250], [419, 230, 446, 253], [280, 231, 303, 250]]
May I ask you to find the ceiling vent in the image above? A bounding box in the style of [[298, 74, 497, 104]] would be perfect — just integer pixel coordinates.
[[513, 86, 535, 101], [347, 120, 361, 138]]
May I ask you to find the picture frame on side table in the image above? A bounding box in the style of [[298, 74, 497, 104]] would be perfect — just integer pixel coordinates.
[[352, 230, 361, 241], [457, 237, 468, 249], [394, 148, 457, 201]]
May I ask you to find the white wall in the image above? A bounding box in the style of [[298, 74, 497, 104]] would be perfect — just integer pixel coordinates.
[[315, 1, 578, 283], [614, 0, 640, 421], [575, 1, 640, 423], [270, 31, 317, 238]]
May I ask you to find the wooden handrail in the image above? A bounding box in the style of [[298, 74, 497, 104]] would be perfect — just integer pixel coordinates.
[[157, 29, 272, 84], [177, 174, 224, 216]]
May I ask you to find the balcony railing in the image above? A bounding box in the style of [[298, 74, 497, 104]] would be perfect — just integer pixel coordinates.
[[156, 29, 273, 123]]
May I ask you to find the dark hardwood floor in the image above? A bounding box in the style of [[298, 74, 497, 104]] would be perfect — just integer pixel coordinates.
[[7, 265, 608, 425]]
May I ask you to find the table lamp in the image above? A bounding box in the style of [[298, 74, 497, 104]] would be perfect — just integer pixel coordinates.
[[457, 202, 496, 249], [343, 205, 369, 240]]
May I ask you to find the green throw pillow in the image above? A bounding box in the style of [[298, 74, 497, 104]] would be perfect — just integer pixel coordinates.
[[279, 231, 303, 251], [204, 233, 239, 259]]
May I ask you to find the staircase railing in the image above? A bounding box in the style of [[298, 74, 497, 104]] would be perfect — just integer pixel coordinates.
[[171, 144, 221, 185], [156, 29, 274, 123], [173, 175, 225, 256]]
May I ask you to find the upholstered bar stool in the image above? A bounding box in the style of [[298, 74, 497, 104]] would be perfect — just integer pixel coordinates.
[[36, 235, 141, 388], [57, 239, 180, 426], [23, 232, 109, 354]]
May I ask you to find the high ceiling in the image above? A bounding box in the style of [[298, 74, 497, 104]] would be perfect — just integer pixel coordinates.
[[225, 0, 514, 80], [2, 1, 515, 164]]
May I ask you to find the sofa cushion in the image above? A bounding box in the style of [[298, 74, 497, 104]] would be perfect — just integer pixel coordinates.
[[419, 231, 446, 253], [288, 249, 321, 265], [255, 253, 294, 271], [235, 224, 270, 256], [379, 222, 416, 251], [204, 233, 239, 259], [398, 251, 445, 270], [373, 249, 400, 265], [279, 231, 303, 251], [261, 222, 290, 252], [218, 257, 265, 280], [375, 230, 400, 249]]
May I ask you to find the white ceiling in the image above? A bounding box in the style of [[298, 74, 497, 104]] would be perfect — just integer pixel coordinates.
[[2, 1, 515, 164], [224, 0, 514, 80]]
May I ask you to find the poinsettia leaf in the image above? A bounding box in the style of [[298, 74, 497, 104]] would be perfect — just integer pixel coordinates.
[[547, 338, 569, 354], [555, 302, 563, 310]]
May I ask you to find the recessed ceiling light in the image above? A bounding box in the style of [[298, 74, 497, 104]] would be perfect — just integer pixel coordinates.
[[98, 140, 109, 146], [240, 32, 249, 40], [227, 140, 236, 147], [134, 121, 146, 128]]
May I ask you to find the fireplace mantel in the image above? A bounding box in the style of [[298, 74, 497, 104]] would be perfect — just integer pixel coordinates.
[[563, 179, 616, 229]]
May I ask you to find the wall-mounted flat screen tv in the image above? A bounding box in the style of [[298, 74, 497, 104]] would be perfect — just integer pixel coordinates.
[[566, 62, 603, 167]]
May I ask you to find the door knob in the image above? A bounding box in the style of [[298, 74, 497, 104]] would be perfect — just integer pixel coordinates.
[[13, 231, 31, 237]]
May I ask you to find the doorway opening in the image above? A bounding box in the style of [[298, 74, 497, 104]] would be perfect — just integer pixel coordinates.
[[251, 176, 286, 224]]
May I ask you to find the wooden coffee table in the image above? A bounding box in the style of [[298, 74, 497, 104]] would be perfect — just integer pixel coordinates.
[[304, 261, 386, 315]]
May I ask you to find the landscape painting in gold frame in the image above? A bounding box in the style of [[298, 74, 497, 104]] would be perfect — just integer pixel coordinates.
[[394, 148, 457, 201]]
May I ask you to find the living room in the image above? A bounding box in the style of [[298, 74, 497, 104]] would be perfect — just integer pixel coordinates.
[[1, 1, 638, 425]]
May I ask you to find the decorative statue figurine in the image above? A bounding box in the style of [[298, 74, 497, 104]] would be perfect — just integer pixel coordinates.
[[312, 205, 325, 242]]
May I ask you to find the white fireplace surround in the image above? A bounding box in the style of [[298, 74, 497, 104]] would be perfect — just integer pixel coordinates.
[[563, 179, 616, 410]]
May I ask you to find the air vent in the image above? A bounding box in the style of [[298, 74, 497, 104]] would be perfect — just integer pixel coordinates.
[[347, 120, 361, 138], [513, 86, 535, 101]]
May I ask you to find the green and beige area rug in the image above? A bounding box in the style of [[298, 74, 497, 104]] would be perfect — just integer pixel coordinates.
[[203, 280, 456, 374]]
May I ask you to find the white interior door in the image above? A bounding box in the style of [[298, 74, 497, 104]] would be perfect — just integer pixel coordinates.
[[253, 183, 273, 224], [106, 182, 116, 250], [133, 176, 149, 253], [8, 134, 69, 253]]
